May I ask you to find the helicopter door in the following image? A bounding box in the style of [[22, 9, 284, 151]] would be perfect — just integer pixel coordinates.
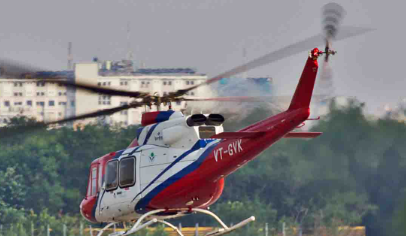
[[115, 154, 141, 204], [99, 154, 141, 220], [139, 148, 169, 197]]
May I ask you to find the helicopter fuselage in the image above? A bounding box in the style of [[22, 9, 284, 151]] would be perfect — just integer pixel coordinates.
[[80, 49, 320, 223]]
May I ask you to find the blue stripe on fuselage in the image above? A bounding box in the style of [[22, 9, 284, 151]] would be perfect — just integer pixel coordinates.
[[143, 123, 159, 145], [155, 110, 175, 123], [136, 127, 144, 141], [112, 150, 124, 159], [134, 140, 219, 213]]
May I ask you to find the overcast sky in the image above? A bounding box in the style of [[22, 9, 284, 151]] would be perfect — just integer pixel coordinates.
[[0, 0, 403, 114]]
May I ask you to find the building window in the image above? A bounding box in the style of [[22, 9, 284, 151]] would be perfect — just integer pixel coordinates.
[[4, 101, 10, 107], [191, 92, 195, 96], [58, 92, 62, 96], [141, 81, 150, 88], [58, 112, 62, 116], [186, 81, 190, 85], [106, 160, 118, 191], [176, 101, 181, 105], [71, 101, 75, 107], [14, 92, 18, 96], [163, 81, 167, 85], [108, 82, 111, 86], [36, 102, 45, 107], [191, 81, 194, 85], [59, 102, 67, 105], [120, 81, 128, 86], [119, 157, 135, 187], [14, 102, 22, 106], [97, 82, 101, 86], [27, 100, 32, 106], [36, 82, 45, 87], [49, 101, 55, 106], [168, 81, 172, 85], [99, 95, 111, 105]]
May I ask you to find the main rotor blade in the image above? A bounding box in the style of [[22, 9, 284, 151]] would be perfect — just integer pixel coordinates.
[[0, 58, 40, 78], [39, 79, 150, 98], [0, 102, 145, 139], [182, 95, 293, 102], [183, 95, 330, 104], [0, 59, 150, 98], [44, 102, 145, 125], [170, 26, 373, 98]]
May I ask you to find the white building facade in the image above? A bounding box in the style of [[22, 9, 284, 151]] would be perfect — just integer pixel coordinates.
[[0, 60, 208, 127]]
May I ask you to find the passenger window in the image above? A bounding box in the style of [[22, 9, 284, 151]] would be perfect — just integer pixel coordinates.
[[91, 167, 98, 195], [106, 160, 118, 191], [120, 157, 135, 187], [87, 175, 92, 196]]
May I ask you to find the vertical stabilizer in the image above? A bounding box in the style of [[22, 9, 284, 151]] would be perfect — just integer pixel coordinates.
[[288, 48, 320, 110]]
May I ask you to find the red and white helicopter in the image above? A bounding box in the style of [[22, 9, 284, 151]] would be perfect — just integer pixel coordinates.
[[1, 3, 372, 236]]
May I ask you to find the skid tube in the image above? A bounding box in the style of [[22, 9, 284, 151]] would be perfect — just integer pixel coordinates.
[[96, 208, 255, 236]]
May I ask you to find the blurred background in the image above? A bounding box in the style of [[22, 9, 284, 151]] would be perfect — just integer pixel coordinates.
[[1, 1, 406, 236]]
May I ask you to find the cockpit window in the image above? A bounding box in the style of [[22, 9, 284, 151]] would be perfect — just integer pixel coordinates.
[[105, 160, 118, 191], [119, 157, 136, 187], [199, 126, 216, 139]]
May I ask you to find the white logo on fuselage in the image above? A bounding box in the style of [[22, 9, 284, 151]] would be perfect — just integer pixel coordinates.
[[214, 139, 243, 162]]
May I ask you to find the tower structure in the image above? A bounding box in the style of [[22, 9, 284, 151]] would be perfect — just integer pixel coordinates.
[[68, 42, 73, 70], [126, 22, 134, 61]]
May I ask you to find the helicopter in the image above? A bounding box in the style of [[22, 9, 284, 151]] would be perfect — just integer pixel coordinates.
[[0, 3, 372, 236]]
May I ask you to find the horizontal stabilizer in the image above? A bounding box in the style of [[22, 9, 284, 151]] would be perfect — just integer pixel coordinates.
[[284, 132, 322, 138], [211, 132, 266, 139]]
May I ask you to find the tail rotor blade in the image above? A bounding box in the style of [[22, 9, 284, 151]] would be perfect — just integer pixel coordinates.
[[317, 3, 346, 98], [318, 60, 335, 99]]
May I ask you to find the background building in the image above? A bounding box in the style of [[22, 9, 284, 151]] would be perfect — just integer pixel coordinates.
[[0, 59, 208, 127], [0, 72, 74, 126]]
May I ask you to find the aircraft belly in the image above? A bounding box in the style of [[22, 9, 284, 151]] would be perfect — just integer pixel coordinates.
[[148, 178, 224, 209], [97, 201, 139, 222]]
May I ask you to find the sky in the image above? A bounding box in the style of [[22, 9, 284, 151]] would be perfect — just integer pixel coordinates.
[[0, 0, 403, 114]]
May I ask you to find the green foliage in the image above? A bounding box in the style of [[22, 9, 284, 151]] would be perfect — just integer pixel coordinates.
[[1, 100, 406, 236]]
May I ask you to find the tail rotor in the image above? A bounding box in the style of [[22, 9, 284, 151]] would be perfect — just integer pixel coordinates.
[[318, 3, 346, 98]]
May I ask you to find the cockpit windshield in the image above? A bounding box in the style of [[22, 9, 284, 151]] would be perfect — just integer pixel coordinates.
[[105, 160, 118, 190]]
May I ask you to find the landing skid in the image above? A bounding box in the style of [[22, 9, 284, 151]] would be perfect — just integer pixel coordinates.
[[96, 208, 255, 236]]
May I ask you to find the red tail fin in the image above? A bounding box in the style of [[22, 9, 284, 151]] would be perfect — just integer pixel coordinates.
[[288, 48, 320, 110]]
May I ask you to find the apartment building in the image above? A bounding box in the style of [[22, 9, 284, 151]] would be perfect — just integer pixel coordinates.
[[0, 60, 208, 126]]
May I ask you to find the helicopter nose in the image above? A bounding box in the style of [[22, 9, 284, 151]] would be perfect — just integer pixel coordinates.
[[80, 196, 98, 223]]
